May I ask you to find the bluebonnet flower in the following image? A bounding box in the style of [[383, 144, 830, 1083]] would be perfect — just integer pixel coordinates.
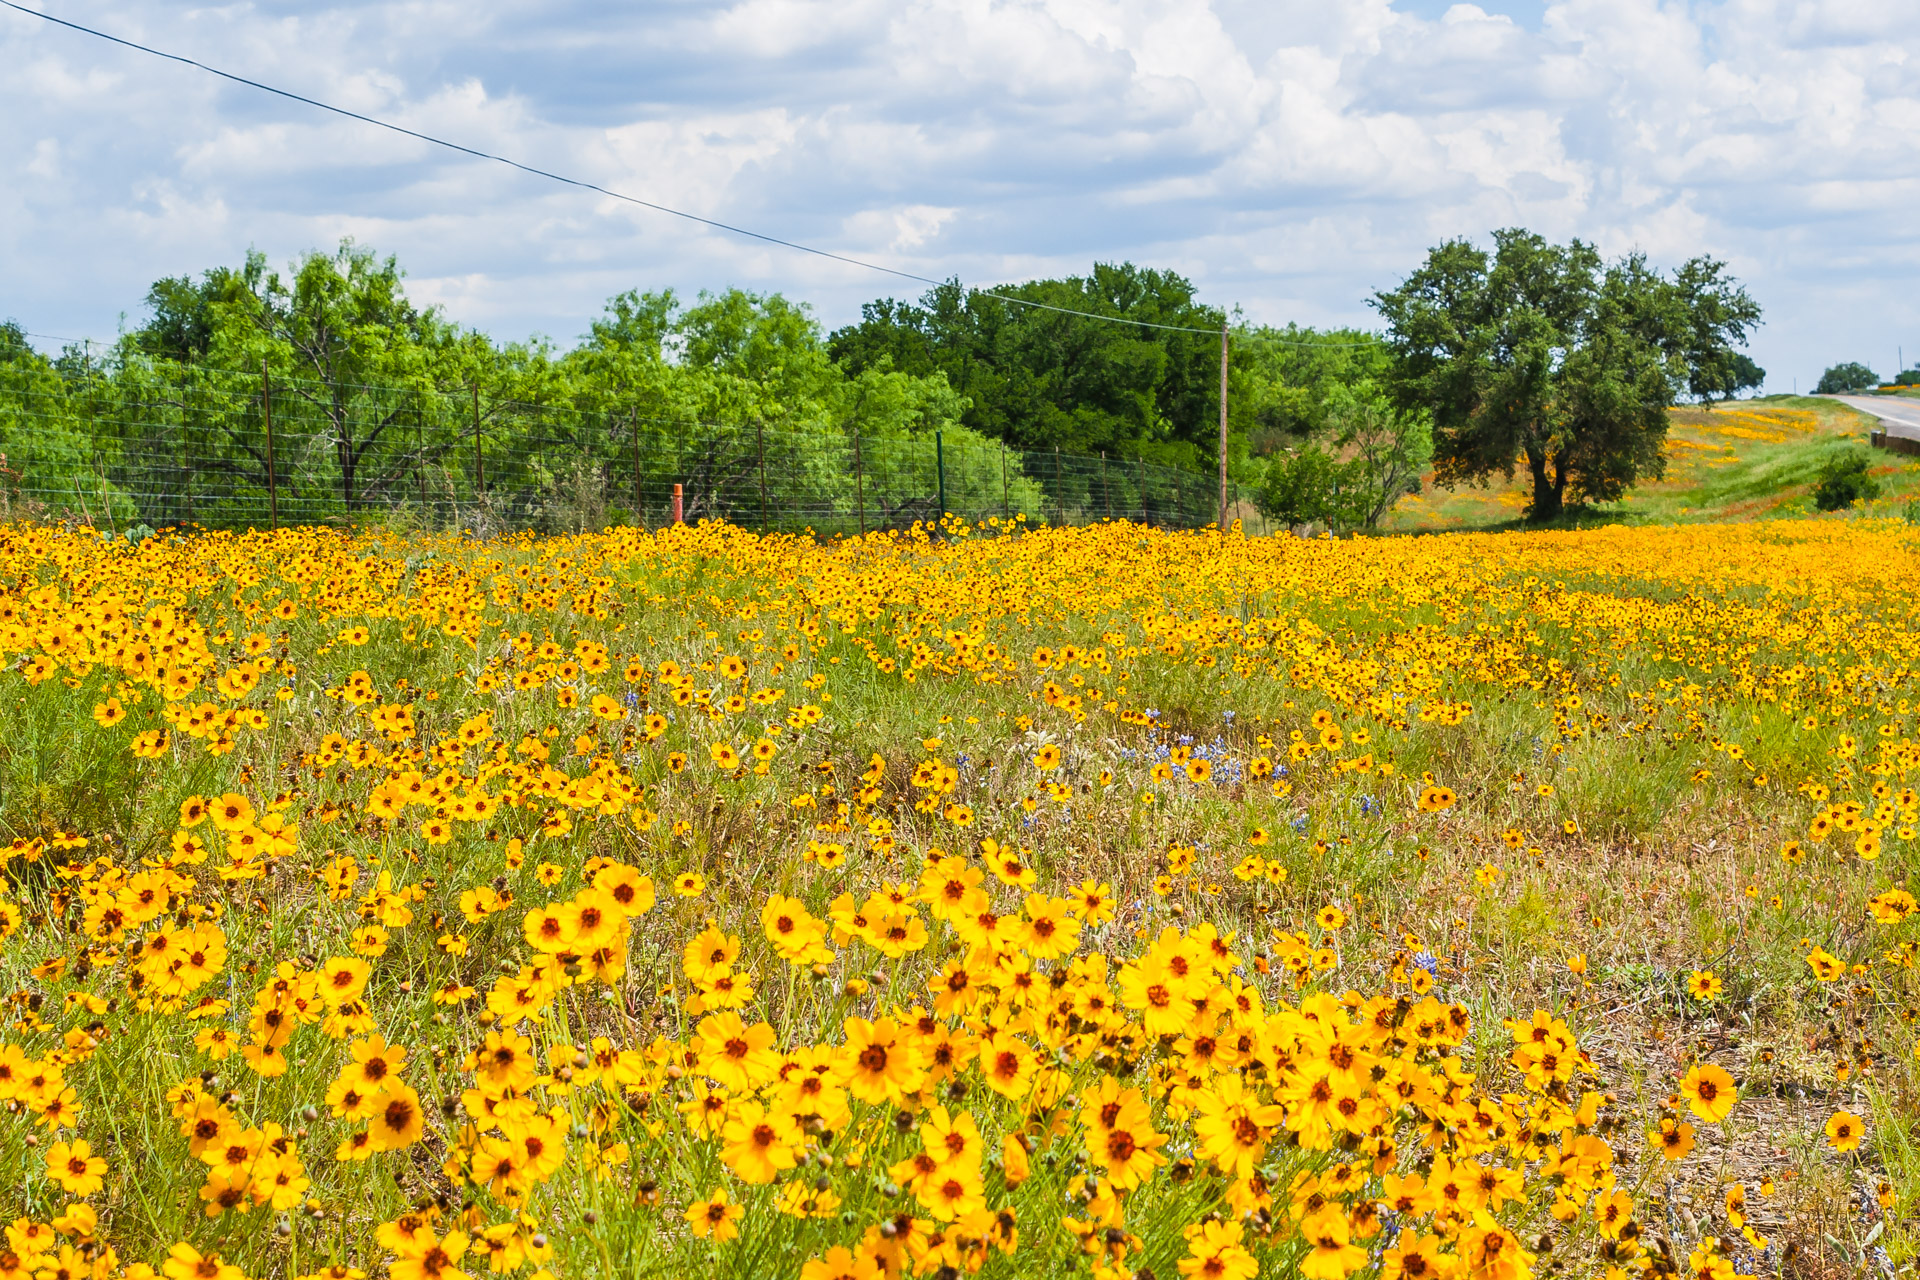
[[1412, 951, 1439, 976]]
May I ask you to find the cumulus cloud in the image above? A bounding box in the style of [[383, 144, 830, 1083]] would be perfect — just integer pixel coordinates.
[[1, 0, 1916, 384]]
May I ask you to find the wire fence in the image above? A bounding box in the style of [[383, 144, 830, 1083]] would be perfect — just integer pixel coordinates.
[[0, 361, 1256, 538]]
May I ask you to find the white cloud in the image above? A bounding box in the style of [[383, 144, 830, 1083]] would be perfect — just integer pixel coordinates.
[[841, 203, 959, 251], [24, 138, 59, 179], [1, 0, 1918, 385]]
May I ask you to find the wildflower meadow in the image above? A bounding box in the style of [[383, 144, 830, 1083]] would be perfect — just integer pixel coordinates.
[[0, 515, 1913, 1280]]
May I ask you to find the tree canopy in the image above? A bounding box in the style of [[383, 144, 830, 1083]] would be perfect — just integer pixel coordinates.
[[1372, 228, 1760, 521], [2, 240, 1025, 530], [827, 264, 1228, 469], [3, 233, 1770, 534], [1814, 362, 1881, 394]]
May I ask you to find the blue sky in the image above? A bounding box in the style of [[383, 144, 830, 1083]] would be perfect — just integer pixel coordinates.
[[3, 0, 1918, 390]]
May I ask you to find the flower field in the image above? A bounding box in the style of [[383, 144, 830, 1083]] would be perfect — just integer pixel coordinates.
[[0, 515, 1915, 1280]]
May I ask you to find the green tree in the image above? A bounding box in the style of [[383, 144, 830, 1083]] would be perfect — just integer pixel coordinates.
[[586, 288, 678, 359], [1235, 326, 1390, 449], [1247, 380, 1428, 535], [561, 287, 1007, 531], [1670, 257, 1763, 405], [1, 246, 1070, 534], [1254, 445, 1354, 531], [117, 239, 533, 519], [1322, 379, 1432, 528], [1814, 362, 1880, 394], [0, 322, 100, 520], [130, 268, 248, 364], [1373, 229, 1734, 521], [222, 241, 472, 510], [829, 264, 1226, 467], [1725, 353, 1767, 398]]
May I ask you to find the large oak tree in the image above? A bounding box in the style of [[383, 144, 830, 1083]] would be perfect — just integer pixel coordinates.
[[1373, 229, 1760, 520]]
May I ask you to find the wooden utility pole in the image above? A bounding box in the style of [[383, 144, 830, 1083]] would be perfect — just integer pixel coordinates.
[[1218, 320, 1230, 531]]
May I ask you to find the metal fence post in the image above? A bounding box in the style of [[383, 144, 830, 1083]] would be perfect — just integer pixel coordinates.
[[756, 419, 769, 534], [472, 385, 483, 498], [853, 428, 866, 536], [261, 358, 279, 531], [82, 344, 95, 516], [183, 371, 194, 527], [415, 395, 428, 512], [1218, 319, 1231, 531], [89, 353, 118, 538], [630, 412, 641, 522], [1101, 451, 1111, 521], [1052, 447, 1063, 527], [1138, 454, 1148, 526], [1000, 443, 1010, 525], [935, 430, 947, 530]]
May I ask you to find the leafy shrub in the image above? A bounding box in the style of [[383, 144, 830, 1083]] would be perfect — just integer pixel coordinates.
[[1255, 445, 1353, 531], [1812, 448, 1882, 511], [1250, 383, 1431, 534]]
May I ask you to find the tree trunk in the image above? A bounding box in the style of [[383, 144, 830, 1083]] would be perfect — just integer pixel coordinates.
[[1525, 446, 1560, 521], [337, 429, 358, 510]]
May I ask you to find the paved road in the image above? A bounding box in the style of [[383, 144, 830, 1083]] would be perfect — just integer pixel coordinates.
[[1832, 394, 1920, 442]]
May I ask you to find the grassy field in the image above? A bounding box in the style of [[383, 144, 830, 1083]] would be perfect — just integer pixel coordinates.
[[1387, 397, 1920, 531], [0, 517, 1914, 1280]]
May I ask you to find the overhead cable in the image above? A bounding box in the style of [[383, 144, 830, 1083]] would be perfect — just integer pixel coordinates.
[[3, 1, 1378, 349]]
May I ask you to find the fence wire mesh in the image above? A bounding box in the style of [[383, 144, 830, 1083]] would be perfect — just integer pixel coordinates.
[[0, 362, 1253, 537]]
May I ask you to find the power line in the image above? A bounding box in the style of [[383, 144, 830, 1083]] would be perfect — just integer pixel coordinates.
[[2, 1, 1377, 349]]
